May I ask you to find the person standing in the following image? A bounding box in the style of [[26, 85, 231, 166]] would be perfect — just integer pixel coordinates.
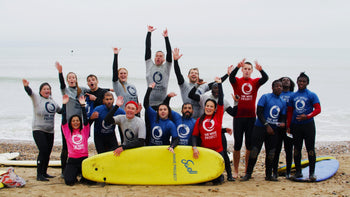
[[287, 72, 321, 182], [55, 62, 88, 176], [85, 74, 110, 117], [89, 92, 125, 154], [241, 80, 286, 181], [273, 77, 295, 179], [229, 58, 268, 178], [145, 25, 172, 109], [192, 77, 225, 185], [112, 47, 139, 110], [22, 79, 62, 181]]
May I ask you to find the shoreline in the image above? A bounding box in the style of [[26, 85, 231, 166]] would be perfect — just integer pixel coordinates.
[[0, 141, 349, 196]]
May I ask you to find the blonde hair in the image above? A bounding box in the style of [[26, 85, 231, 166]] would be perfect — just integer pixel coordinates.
[[118, 68, 128, 92]]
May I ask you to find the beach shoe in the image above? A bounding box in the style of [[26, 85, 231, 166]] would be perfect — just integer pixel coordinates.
[[43, 174, 55, 178], [309, 174, 317, 182], [227, 176, 235, 182], [265, 176, 278, 182], [293, 172, 303, 179], [240, 174, 251, 181], [212, 175, 224, 185], [285, 173, 291, 179], [37, 175, 49, 181]]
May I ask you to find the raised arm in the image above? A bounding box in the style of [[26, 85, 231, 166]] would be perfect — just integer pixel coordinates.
[[143, 83, 155, 108], [173, 48, 184, 85], [112, 47, 121, 82], [208, 73, 228, 90], [215, 77, 223, 106], [78, 95, 88, 126], [22, 79, 32, 96], [255, 61, 269, 85], [145, 25, 156, 61], [61, 95, 69, 125], [55, 62, 66, 90], [104, 96, 124, 125], [163, 29, 172, 63]]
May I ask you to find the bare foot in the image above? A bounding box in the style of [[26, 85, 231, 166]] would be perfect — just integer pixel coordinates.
[[232, 171, 238, 179]]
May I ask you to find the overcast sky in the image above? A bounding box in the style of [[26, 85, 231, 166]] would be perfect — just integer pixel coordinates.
[[1, 0, 349, 48]]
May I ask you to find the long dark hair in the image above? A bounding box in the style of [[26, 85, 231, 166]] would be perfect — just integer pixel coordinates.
[[198, 99, 217, 127], [68, 115, 83, 133], [278, 77, 295, 92], [156, 104, 172, 123]]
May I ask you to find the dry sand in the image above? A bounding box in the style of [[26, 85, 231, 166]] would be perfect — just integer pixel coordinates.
[[0, 140, 349, 197]]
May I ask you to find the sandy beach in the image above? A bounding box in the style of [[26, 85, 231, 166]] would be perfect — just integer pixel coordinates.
[[0, 140, 349, 197]]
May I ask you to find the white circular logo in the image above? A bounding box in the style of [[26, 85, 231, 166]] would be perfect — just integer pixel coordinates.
[[241, 83, 253, 95], [72, 134, 83, 145], [270, 105, 280, 119], [177, 124, 190, 138], [295, 99, 305, 111], [203, 119, 215, 132], [152, 126, 163, 140]]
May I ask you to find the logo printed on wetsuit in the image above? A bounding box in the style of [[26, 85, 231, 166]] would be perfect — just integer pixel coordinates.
[[177, 124, 190, 138], [202, 119, 215, 132], [72, 134, 83, 145], [153, 72, 163, 84], [101, 120, 114, 133], [152, 126, 163, 140], [127, 86, 137, 96], [270, 105, 280, 119], [241, 83, 253, 95], [124, 129, 135, 141], [295, 98, 306, 113], [45, 102, 56, 113]]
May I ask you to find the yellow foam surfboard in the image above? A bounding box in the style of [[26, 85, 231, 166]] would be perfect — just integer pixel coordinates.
[[278, 156, 336, 173], [82, 145, 224, 185]]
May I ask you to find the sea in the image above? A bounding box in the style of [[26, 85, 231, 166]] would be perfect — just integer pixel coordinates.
[[0, 46, 349, 143]]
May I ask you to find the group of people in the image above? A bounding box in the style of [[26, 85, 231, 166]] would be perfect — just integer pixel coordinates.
[[23, 25, 321, 186]]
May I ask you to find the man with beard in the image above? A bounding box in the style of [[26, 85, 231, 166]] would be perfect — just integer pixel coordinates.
[[89, 92, 125, 154]]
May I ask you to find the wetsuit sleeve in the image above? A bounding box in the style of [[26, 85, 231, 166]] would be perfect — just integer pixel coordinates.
[[145, 32, 151, 61], [170, 137, 179, 148], [62, 104, 67, 125], [165, 37, 172, 63], [225, 106, 237, 117], [191, 136, 200, 147], [163, 95, 171, 106], [258, 69, 269, 85], [174, 60, 184, 85], [143, 87, 152, 108], [122, 139, 145, 150], [229, 67, 239, 84], [257, 106, 267, 125], [218, 83, 223, 106], [112, 54, 119, 82], [58, 73, 66, 90], [104, 105, 120, 125], [279, 114, 286, 124], [208, 74, 228, 89], [81, 105, 88, 126], [306, 103, 321, 119], [286, 106, 293, 128], [188, 86, 200, 102], [24, 86, 33, 96]]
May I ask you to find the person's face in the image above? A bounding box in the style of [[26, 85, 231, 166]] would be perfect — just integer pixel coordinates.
[[181, 104, 193, 118], [272, 81, 283, 96], [155, 52, 165, 66], [297, 77, 308, 90], [71, 116, 81, 130], [87, 76, 98, 91], [125, 103, 137, 119], [40, 85, 51, 99], [67, 73, 77, 87], [158, 105, 169, 119], [241, 64, 253, 79], [281, 77, 291, 89], [103, 95, 114, 109], [118, 69, 128, 83], [211, 85, 219, 97], [188, 69, 199, 83], [204, 101, 216, 116]]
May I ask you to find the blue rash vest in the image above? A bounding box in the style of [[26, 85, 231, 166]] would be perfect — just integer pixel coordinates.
[[255, 93, 287, 128], [92, 105, 125, 135], [171, 111, 196, 145]]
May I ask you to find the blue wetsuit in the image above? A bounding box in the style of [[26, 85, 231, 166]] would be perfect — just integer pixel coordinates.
[[171, 111, 196, 145]]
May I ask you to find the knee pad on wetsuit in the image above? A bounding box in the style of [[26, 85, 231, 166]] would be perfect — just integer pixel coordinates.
[[250, 147, 259, 159], [267, 149, 276, 161]]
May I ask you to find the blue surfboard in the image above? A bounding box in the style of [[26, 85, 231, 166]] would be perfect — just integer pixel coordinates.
[[293, 159, 339, 182]]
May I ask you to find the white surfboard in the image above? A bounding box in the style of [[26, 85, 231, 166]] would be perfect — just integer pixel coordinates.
[[0, 152, 61, 167]]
